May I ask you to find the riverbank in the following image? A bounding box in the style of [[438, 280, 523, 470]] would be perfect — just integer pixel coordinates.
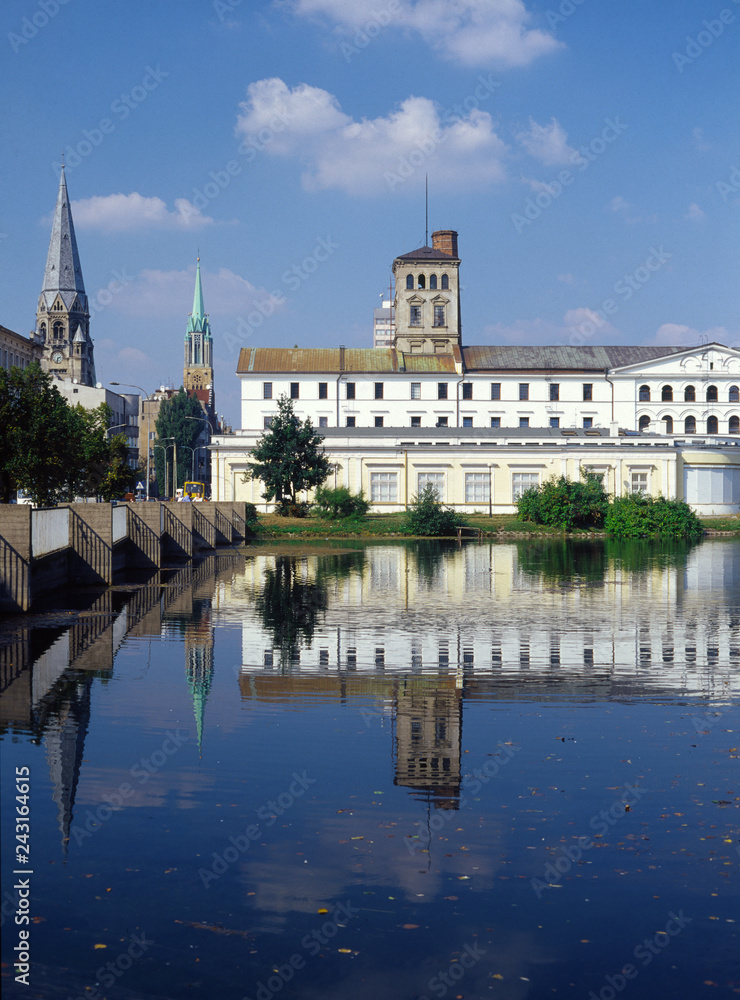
[[253, 512, 740, 539]]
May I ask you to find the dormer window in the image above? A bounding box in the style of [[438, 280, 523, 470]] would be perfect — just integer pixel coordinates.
[[406, 274, 414, 289], [429, 274, 437, 289], [441, 274, 449, 289], [418, 274, 425, 289]]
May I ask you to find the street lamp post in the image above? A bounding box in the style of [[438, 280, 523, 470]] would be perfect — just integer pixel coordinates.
[[159, 436, 176, 498], [185, 415, 213, 495], [152, 445, 168, 500], [181, 445, 195, 481], [110, 381, 154, 500]]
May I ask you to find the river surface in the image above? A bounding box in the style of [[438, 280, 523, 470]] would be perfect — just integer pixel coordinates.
[[1, 538, 739, 1000]]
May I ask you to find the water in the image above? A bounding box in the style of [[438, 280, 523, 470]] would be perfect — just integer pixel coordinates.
[[1, 538, 738, 1000]]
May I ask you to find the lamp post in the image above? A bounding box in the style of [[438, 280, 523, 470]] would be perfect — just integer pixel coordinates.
[[110, 381, 154, 500], [180, 445, 195, 481], [158, 436, 176, 498], [152, 445, 167, 500], [185, 415, 213, 495]]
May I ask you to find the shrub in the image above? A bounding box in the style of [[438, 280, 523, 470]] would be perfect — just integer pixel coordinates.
[[404, 483, 466, 537], [314, 485, 370, 519], [605, 493, 703, 540], [516, 470, 609, 530]]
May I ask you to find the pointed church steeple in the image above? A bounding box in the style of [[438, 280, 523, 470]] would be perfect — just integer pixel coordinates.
[[37, 167, 96, 386], [186, 258, 211, 337], [183, 257, 214, 399]]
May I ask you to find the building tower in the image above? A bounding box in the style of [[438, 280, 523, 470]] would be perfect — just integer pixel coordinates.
[[36, 166, 96, 386], [392, 230, 461, 355], [183, 258, 214, 400]]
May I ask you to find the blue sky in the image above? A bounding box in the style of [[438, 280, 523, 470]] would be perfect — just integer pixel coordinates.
[[2, 0, 739, 425]]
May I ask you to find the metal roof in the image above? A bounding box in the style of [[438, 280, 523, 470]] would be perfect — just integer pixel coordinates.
[[237, 347, 457, 374], [39, 166, 87, 313], [394, 245, 457, 262], [461, 345, 690, 372]]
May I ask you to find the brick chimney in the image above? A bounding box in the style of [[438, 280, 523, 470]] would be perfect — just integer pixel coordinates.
[[432, 230, 458, 258]]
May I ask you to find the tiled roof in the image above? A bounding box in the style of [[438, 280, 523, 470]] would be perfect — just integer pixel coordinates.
[[237, 347, 457, 374], [462, 345, 690, 372], [395, 245, 456, 262]]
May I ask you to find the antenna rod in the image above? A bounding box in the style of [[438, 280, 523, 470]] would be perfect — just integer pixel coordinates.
[[425, 175, 428, 245]]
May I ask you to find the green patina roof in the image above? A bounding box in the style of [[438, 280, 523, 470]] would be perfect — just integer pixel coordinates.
[[186, 258, 212, 338]]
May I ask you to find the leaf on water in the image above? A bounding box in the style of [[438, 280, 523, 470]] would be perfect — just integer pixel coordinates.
[[402, 924, 419, 930], [317, 908, 328, 914], [93, 944, 107, 950]]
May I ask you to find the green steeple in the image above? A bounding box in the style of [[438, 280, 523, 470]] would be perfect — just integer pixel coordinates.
[[186, 258, 211, 337]]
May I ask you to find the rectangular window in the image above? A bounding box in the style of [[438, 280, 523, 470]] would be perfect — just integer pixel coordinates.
[[418, 472, 444, 499], [550, 417, 560, 428], [410, 382, 421, 399], [463, 416, 473, 427], [263, 382, 272, 399], [410, 305, 422, 326], [583, 383, 593, 401], [491, 417, 501, 428], [263, 417, 273, 429], [519, 383, 529, 401], [583, 417, 593, 429], [319, 416, 328, 427], [433, 305, 445, 327], [375, 416, 384, 427], [436, 416, 448, 427], [519, 417, 529, 428], [512, 472, 540, 500], [465, 472, 490, 503], [411, 416, 421, 427], [491, 383, 501, 400], [318, 382, 328, 399], [290, 382, 299, 399], [374, 382, 384, 399], [371, 471, 397, 503], [549, 383, 559, 401], [437, 383, 448, 400], [631, 472, 649, 494], [462, 383, 473, 400], [346, 382, 356, 400], [346, 416, 356, 427]]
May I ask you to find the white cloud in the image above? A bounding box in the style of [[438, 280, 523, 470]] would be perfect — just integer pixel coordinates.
[[481, 307, 620, 346], [651, 323, 735, 347], [289, 0, 562, 68], [556, 273, 576, 285], [70, 193, 214, 232], [516, 117, 575, 166], [685, 202, 706, 223], [235, 78, 508, 195], [608, 195, 631, 213]]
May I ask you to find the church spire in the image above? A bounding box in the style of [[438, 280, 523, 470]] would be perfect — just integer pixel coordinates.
[[186, 258, 211, 337], [41, 165, 87, 310]]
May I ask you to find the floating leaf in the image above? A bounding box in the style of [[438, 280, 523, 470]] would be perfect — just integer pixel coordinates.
[[93, 944, 107, 950]]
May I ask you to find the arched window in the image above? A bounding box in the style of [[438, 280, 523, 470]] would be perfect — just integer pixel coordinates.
[[707, 416, 718, 433], [662, 415, 673, 433], [684, 385, 695, 402], [418, 274, 426, 289], [39, 323, 46, 340], [441, 274, 449, 289], [707, 385, 718, 402], [730, 385, 739, 402], [729, 416, 740, 434], [638, 385, 650, 402], [684, 416, 696, 433], [406, 274, 414, 289], [639, 415, 650, 431], [429, 274, 437, 289], [661, 385, 673, 402], [53, 322, 64, 340]]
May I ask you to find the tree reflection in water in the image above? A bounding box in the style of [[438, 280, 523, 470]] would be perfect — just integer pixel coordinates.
[[516, 537, 697, 584]]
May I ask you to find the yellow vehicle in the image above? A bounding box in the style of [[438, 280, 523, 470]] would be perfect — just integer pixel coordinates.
[[182, 481, 206, 501]]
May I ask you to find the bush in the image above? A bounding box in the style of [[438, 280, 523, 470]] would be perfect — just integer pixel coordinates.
[[314, 485, 370, 519], [275, 499, 310, 517], [516, 470, 609, 530], [404, 483, 466, 537], [605, 493, 704, 540]]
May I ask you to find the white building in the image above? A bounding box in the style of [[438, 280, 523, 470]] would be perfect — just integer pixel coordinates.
[[373, 299, 394, 349]]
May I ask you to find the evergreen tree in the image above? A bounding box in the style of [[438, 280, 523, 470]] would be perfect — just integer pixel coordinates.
[[244, 395, 331, 514], [154, 388, 206, 497]]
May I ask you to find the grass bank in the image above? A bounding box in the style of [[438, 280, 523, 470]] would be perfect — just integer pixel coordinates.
[[252, 513, 740, 539]]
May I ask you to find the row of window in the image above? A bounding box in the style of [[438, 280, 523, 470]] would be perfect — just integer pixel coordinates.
[[405, 273, 450, 290], [1, 350, 32, 370], [639, 385, 738, 402], [409, 304, 446, 327], [263, 381, 595, 401], [367, 470, 649, 504], [37, 322, 66, 340], [265, 415, 593, 430], [639, 415, 740, 434]]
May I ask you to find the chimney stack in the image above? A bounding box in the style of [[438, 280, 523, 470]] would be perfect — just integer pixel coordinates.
[[432, 230, 458, 258]]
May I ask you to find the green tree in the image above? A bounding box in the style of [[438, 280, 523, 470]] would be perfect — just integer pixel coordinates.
[[98, 432, 138, 501], [404, 482, 466, 536], [516, 470, 609, 530], [154, 388, 206, 497], [605, 493, 703, 540], [244, 395, 331, 515]]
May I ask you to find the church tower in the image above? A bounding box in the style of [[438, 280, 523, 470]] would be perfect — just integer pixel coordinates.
[[36, 166, 96, 386], [392, 230, 461, 355], [183, 258, 214, 398]]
